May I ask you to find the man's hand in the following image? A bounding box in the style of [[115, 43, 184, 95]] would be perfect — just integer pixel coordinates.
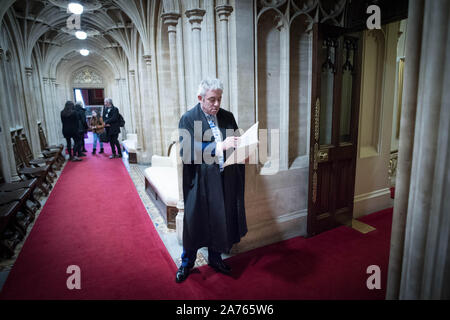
[[222, 136, 240, 151]]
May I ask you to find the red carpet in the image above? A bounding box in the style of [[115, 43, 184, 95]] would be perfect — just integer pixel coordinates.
[[0, 142, 393, 300]]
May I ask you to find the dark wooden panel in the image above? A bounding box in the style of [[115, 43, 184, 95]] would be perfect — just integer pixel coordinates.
[[318, 162, 331, 214], [345, 0, 409, 31]]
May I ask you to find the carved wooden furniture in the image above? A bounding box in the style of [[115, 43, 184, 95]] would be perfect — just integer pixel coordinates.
[[15, 134, 57, 181], [38, 124, 65, 164], [12, 137, 52, 196], [0, 168, 40, 211], [0, 189, 36, 234], [0, 201, 22, 258]]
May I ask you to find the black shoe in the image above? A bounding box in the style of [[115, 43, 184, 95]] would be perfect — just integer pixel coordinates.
[[117, 154, 122, 158], [82, 149, 87, 152], [79, 153, 86, 157], [208, 260, 231, 275], [99, 149, 104, 154], [175, 266, 191, 283], [109, 155, 116, 159], [92, 149, 96, 155]]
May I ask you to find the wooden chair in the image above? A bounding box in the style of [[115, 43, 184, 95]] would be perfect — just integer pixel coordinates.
[[0, 189, 35, 236], [38, 124, 65, 164], [0, 201, 22, 258], [20, 132, 61, 170], [12, 137, 51, 196], [0, 169, 38, 243], [15, 134, 57, 181], [0, 166, 41, 211]]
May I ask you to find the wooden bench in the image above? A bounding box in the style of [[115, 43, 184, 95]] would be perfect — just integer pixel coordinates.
[[144, 142, 178, 229]]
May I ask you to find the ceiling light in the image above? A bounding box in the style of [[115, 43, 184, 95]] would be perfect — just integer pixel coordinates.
[[68, 2, 84, 15], [79, 49, 89, 56], [75, 31, 87, 40]]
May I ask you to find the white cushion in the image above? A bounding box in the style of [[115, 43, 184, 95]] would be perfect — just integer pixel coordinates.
[[121, 134, 138, 152], [151, 155, 173, 167], [122, 140, 137, 153], [144, 167, 179, 207]]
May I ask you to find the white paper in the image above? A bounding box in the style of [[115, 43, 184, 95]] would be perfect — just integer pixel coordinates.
[[223, 122, 259, 167]]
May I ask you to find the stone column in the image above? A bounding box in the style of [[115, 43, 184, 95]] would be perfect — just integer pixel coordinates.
[[161, 13, 181, 87], [186, 8, 206, 88], [143, 54, 162, 157], [115, 78, 123, 115], [24, 67, 41, 156], [128, 69, 137, 134], [120, 78, 131, 131], [42, 77, 56, 145], [0, 48, 14, 182], [162, 12, 181, 153], [52, 78, 64, 143], [215, 4, 233, 111], [386, 0, 450, 300]]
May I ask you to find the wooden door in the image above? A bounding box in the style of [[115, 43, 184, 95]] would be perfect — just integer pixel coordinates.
[[307, 24, 363, 237]]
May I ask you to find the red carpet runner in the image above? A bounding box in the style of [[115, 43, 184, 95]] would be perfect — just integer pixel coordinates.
[[0, 143, 393, 299]]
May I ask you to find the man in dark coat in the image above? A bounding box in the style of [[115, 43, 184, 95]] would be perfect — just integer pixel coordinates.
[[103, 98, 122, 159], [61, 101, 82, 162], [175, 78, 247, 283], [74, 102, 88, 157]]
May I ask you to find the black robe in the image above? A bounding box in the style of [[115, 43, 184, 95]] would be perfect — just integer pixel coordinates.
[[179, 104, 247, 253]]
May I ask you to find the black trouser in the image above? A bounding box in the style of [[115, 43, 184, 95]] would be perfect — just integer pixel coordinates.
[[65, 137, 74, 158], [74, 134, 83, 156], [109, 133, 121, 156]]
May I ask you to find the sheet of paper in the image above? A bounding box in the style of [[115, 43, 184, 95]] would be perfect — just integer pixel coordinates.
[[223, 122, 259, 167]]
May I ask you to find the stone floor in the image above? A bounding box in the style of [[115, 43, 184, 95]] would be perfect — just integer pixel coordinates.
[[0, 151, 209, 292]]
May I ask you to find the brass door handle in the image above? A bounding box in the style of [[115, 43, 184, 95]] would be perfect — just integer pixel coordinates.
[[318, 150, 328, 162]]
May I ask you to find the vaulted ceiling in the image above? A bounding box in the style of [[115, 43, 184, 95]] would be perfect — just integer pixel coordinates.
[[1, 0, 156, 79]]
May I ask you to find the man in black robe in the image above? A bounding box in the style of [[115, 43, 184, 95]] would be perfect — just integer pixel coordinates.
[[175, 78, 247, 283]]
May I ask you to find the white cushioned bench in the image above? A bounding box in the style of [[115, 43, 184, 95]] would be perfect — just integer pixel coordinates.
[[121, 133, 137, 163], [143, 143, 179, 229]]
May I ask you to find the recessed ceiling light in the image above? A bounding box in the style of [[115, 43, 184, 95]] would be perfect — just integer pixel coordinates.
[[75, 31, 87, 40], [79, 49, 89, 56], [68, 2, 84, 15]]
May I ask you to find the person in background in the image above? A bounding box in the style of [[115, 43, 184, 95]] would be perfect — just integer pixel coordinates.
[[102, 98, 122, 159], [89, 110, 105, 155], [60, 101, 82, 162], [74, 101, 88, 157]]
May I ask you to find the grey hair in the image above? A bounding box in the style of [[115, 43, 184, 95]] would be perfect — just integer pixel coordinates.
[[197, 78, 223, 97], [104, 98, 113, 105]]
